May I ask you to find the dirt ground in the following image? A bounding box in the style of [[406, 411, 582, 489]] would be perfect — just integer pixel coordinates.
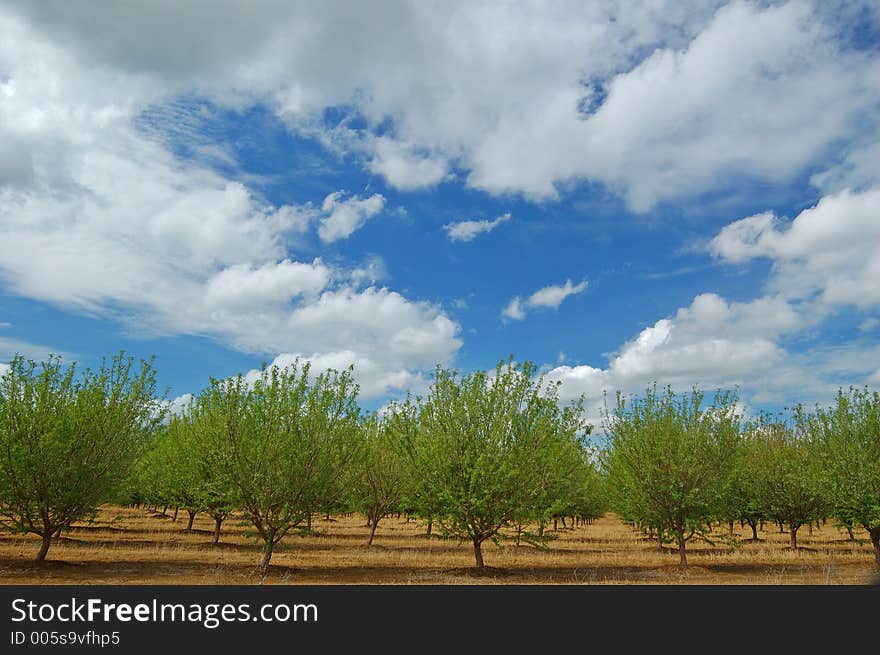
[[0, 506, 876, 584]]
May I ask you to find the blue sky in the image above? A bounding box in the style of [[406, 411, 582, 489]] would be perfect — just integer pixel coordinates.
[[1, 1, 879, 422]]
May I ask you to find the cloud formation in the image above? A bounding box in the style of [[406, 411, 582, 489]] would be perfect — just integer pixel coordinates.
[[5, 2, 877, 209], [318, 191, 386, 243], [0, 10, 460, 399], [503, 279, 588, 321], [711, 188, 880, 308], [444, 212, 511, 242]]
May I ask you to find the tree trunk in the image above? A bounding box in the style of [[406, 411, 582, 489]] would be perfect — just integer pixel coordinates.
[[173, 506, 179, 522], [162, 505, 168, 516], [473, 538, 484, 568], [259, 540, 275, 575], [306, 513, 312, 532], [728, 520, 734, 537], [426, 518, 432, 536], [367, 516, 379, 545], [186, 510, 196, 532], [36, 532, 52, 561], [213, 516, 224, 544], [553, 518, 558, 532], [846, 525, 855, 541], [868, 527, 880, 568], [750, 521, 759, 541], [677, 532, 687, 571], [515, 523, 522, 547], [790, 524, 799, 549]]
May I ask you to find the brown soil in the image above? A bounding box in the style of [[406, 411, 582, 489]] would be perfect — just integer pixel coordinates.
[[0, 506, 876, 584]]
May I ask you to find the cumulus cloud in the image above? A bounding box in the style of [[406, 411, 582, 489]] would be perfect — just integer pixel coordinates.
[[711, 188, 880, 308], [6, 2, 876, 209], [204, 259, 331, 312], [368, 137, 448, 191], [503, 279, 588, 321], [0, 10, 461, 399], [244, 351, 429, 400], [542, 292, 816, 421], [444, 212, 511, 242], [317, 191, 386, 243]]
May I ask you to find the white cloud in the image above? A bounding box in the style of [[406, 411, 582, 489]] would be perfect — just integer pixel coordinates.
[[245, 351, 429, 400], [368, 137, 448, 191], [859, 317, 879, 333], [0, 332, 73, 363], [317, 191, 386, 243], [348, 255, 388, 287], [8, 2, 875, 209], [165, 393, 194, 417], [711, 188, 880, 308], [502, 296, 526, 321], [571, 2, 880, 211], [542, 291, 819, 421], [503, 279, 588, 320], [204, 259, 331, 312], [444, 212, 511, 242], [0, 11, 461, 400], [527, 279, 588, 309]]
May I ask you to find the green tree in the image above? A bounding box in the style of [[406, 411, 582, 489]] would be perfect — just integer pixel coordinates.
[[0, 353, 163, 560], [349, 411, 409, 545], [722, 429, 774, 542], [145, 408, 237, 543], [805, 387, 880, 566], [602, 385, 742, 570], [510, 428, 597, 545], [758, 416, 827, 550], [200, 360, 361, 574], [403, 359, 590, 568]]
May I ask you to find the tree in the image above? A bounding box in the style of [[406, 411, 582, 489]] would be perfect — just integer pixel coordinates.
[[403, 359, 590, 568], [805, 387, 880, 566], [758, 416, 827, 550], [349, 411, 409, 545], [200, 360, 361, 574], [602, 385, 742, 570], [722, 429, 774, 542], [0, 353, 163, 560], [145, 408, 237, 543], [510, 427, 597, 546]]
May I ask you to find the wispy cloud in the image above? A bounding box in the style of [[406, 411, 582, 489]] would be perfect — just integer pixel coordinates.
[[444, 212, 511, 242], [502, 278, 588, 321]]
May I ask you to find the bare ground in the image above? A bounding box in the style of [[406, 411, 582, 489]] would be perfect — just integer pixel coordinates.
[[0, 506, 876, 584]]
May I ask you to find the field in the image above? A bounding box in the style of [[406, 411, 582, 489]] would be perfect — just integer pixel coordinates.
[[0, 506, 877, 585]]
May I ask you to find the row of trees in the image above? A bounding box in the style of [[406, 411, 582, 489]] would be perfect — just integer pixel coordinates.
[[0, 354, 605, 570], [603, 385, 880, 569], [131, 360, 604, 572], [0, 352, 877, 572]]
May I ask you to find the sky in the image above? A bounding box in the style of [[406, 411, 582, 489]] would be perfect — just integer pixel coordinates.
[[0, 0, 879, 424]]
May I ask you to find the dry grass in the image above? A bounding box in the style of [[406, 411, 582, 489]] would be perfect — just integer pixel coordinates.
[[0, 506, 877, 585]]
